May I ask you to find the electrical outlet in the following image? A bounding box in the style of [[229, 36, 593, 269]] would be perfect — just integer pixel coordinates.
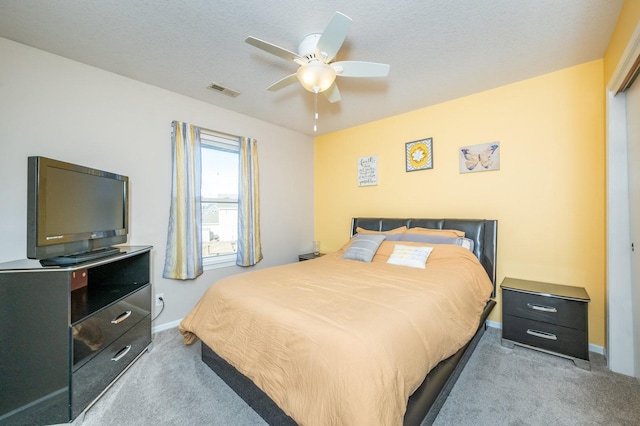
[[156, 293, 164, 307]]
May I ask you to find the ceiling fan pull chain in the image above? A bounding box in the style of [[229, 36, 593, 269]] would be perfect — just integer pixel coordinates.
[[314, 90, 319, 132]]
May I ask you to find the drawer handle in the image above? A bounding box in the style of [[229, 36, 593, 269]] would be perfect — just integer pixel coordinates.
[[527, 303, 557, 313], [111, 345, 132, 362], [111, 310, 132, 324], [526, 329, 558, 341]]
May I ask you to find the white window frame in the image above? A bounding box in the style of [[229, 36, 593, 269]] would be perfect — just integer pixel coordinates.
[[200, 130, 240, 270]]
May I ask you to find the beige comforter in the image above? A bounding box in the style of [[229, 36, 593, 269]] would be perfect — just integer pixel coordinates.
[[180, 241, 493, 426]]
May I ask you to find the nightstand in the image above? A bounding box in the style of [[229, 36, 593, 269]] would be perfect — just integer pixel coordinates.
[[298, 252, 324, 261], [501, 277, 591, 370]]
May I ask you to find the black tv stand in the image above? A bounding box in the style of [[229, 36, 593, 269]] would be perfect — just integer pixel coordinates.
[[40, 247, 122, 266], [0, 246, 152, 424]]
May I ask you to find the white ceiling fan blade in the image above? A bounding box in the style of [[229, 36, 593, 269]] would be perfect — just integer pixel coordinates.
[[332, 61, 390, 77], [245, 36, 305, 65], [315, 12, 352, 62], [267, 74, 298, 91], [323, 82, 341, 103]]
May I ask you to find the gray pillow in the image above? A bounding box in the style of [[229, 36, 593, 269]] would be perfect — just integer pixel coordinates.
[[342, 234, 386, 262], [377, 233, 403, 241], [399, 234, 475, 252]]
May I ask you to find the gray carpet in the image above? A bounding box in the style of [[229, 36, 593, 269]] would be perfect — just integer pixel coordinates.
[[433, 328, 640, 426], [81, 327, 640, 426], [81, 329, 267, 426]]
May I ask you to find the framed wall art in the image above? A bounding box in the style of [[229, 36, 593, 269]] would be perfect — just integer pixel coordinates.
[[459, 141, 500, 173], [405, 138, 433, 172], [357, 155, 378, 186]]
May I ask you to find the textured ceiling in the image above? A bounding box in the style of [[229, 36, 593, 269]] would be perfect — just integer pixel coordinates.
[[0, 0, 624, 136]]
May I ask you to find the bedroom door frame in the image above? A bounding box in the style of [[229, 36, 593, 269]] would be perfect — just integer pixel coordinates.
[[606, 21, 640, 378]]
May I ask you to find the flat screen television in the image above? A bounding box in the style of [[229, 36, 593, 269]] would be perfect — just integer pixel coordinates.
[[27, 156, 129, 264]]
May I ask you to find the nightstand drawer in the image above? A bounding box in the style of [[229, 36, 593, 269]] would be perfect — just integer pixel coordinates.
[[502, 314, 588, 360], [502, 288, 587, 330]]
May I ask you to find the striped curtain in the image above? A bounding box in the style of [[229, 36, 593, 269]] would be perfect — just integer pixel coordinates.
[[236, 137, 263, 266], [163, 121, 203, 280]]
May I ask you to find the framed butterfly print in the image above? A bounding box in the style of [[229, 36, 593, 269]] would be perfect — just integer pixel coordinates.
[[459, 141, 500, 173], [405, 138, 433, 172]]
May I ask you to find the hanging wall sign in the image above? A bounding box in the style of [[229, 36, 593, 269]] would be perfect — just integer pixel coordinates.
[[358, 155, 378, 186]]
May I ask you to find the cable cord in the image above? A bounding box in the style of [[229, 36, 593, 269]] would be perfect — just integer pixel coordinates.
[[152, 297, 165, 322]]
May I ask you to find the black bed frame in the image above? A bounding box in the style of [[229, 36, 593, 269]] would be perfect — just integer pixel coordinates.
[[201, 218, 498, 426]]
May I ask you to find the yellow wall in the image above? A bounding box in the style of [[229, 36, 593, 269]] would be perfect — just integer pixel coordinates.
[[604, 0, 640, 84], [314, 60, 606, 346]]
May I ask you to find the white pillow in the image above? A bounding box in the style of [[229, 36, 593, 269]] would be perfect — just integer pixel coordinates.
[[386, 244, 433, 268]]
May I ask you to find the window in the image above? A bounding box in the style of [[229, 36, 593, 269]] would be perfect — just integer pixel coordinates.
[[200, 130, 239, 269]]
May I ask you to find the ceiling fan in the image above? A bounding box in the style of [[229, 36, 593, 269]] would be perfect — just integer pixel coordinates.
[[245, 11, 390, 104]]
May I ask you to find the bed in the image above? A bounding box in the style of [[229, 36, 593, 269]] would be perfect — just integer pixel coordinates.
[[180, 217, 497, 425]]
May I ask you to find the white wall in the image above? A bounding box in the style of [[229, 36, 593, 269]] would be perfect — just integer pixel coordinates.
[[0, 38, 315, 330]]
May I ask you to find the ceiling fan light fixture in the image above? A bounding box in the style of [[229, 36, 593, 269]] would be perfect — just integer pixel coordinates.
[[296, 61, 336, 93]]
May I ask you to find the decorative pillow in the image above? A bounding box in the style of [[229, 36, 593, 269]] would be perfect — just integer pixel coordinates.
[[370, 240, 426, 263], [386, 244, 433, 268], [405, 227, 465, 238], [356, 226, 406, 241], [356, 226, 407, 234], [458, 238, 474, 251], [400, 234, 475, 252], [342, 234, 386, 262], [356, 225, 407, 234]]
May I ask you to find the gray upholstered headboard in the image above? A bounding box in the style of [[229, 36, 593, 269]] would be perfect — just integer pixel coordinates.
[[350, 218, 498, 296]]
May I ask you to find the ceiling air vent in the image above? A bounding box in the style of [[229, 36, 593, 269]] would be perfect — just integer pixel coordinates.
[[207, 82, 240, 98]]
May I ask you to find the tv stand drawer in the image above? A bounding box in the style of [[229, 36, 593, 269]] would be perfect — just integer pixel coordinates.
[[71, 316, 151, 418], [73, 285, 151, 370]]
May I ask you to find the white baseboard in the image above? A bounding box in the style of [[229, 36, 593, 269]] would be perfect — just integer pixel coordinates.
[[152, 318, 182, 334], [486, 319, 502, 330], [588, 342, 606, 356], [485, 320, 605, 356]]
